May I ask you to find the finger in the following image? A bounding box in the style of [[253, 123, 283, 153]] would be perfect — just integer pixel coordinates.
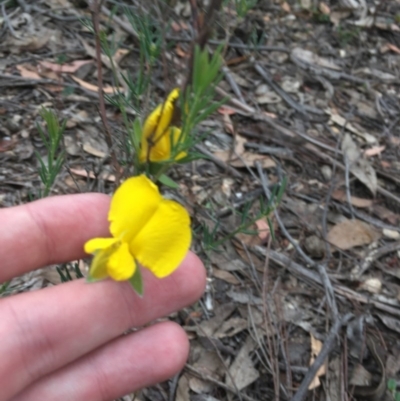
[[0, 252, 205, 401], [11, 321, 189, 401], [0, 193, 110, 282]]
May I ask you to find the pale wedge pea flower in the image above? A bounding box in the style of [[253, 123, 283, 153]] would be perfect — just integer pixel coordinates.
[[84, 175, 191, 282]]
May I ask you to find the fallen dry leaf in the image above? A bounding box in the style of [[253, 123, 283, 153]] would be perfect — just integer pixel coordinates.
[[330, 112, 376, 144], [215, 149, 276, 169], [364, 146, 385, 157], [226, 336, 260, 390], [281, 1, 291, 12], [0, 138, 15, 152], [83, 142, 107, 158], [342, 133, 377, 196], [212, 268, 240, 285], [217, 106, 237, 115], [255, 218, 270, 240], [71, 76, 123, 94], [69, 168, 115, 182], [386, 43, 400, 54], [16, 64, 41, 80], [327, 219, 380, 250], [176, 374, 190, 401], [222, 113, 234, 135], [175, 44, 189, 58], [350, 364, 372, 386], [359, 277, 382, 294], [319, 2, 330, 14], [171, 20, 189, 32], [214, 317, 248, 338], [331, 190, 372, 208], [309, 334, 326, 390], [39, 59, 93, 74]]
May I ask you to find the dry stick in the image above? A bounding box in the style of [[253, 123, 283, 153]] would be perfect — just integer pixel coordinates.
[[344, 154, 355, 220], [222, 66, 247, 105], [256, 162, 339, 321], [252, 61, 310, 119], [355, 240, 400, 278], [332, 200, 400, 233], [262, 239, 281, 401], [1, 3, 19, 38], [90, 0, 120, 185], [290, 314, 353, 401], [260, 248, 400, 318]]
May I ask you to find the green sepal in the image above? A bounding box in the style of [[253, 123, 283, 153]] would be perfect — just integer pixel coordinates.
[[129, 261, 143, 296], [158, 174, 179, 189], [86, 275, 100, 283]]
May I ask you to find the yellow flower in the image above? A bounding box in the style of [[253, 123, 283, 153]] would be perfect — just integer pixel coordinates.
[[84, 175, 191, 281], [139, 88, 187, 163]]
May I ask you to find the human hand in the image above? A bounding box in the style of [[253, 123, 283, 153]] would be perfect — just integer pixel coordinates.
[[0, 194, 206, 401]]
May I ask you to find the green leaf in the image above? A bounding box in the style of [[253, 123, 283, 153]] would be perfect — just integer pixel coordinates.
[[395, 392, 400, 401], [388, 378, 397, 392], [158, 174, 179, 189], [129, 262, 143, 296], [176, 152, 208, 163]]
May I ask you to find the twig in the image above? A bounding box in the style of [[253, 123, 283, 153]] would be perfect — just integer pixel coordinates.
[[89, 0, 120, 185], [1, 3, 19, 38], [258, 248, 400, 318], [253, 61, 309, 118], [244, 143, 293, 158], [289, 314, 353, 401], [352, 240, 400, 278], [222, 66, 247, 105]]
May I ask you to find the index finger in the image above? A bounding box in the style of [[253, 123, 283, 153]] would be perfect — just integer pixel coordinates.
[[0, 194, 110, 282]]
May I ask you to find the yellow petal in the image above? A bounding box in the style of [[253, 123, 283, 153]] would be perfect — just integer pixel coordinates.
[[139, 88, 180, 163], [139, 104, 162, 162], [143, 127, 186, 163], [170, 127, 187, 160], [84, 237, 119, 254], [129, 199, 191, 278], [155, 88, 179, 137], [109, 175, 161, 242], [107, 242, 136, 281]]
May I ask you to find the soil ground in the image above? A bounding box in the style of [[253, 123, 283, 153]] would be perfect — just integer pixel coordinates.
[[1, 1, 400, 400]]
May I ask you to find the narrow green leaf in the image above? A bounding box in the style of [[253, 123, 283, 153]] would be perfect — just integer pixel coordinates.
[[388, 379, 397, 391], [129, 262, 143, 296], [158, 174, 179, 189]]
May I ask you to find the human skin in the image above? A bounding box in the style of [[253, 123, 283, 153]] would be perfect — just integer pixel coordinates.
[[0, 194, 206, 401]]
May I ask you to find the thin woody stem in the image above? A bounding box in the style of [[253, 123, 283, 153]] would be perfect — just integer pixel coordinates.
[[90, 0, 121, 185]]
